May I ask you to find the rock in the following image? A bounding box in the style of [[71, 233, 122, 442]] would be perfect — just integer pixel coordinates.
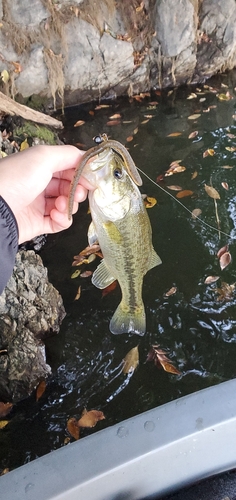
[[0, 250, 66, 403]]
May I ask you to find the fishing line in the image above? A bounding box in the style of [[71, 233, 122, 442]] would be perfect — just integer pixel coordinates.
[[137, 166, 235, 240]]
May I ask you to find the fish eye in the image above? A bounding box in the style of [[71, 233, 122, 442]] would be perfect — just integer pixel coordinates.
[[113, 167, 123, 179]]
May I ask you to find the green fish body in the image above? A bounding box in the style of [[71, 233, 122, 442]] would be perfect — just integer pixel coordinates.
[[81, 147, 162, 336]]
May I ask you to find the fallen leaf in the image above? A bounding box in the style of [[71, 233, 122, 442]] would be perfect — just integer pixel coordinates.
[[1, 69, 9, 83], [109, 113, 121, 120], [133, 127, 139, 135], [80, 270, 93, 278], [204, 184, 220, 199], [232, 114, 236, 120], [187, 93, 197, 99], [0, 402, 13, 418], [176, 190, 193, 198], [203, 149, 215, 157], [95, 104, 110, 110], [147, 345, 181, 375], [188, 114, 201, 120], [20, 139, 29, 151], [226, 133, 236, 139], [74, 120, 85, 127], [217, 92, 232, 101], [167, 132, 182, 137], [219, 251, 231, 270], [74, 286, 81, 301], [0, 468, 9, 475], [164, 286, 177, 297], [225, 146, 236, 152], [221, 182, 229, 190], [77, 244, 101, 257], [78, 409, 105, 428], [71, 269, 81, 279], [217, 245, 229, 259], [106, 120, 121, 126], [144, 196, 157, 208], [191, 171, 198, 180], [165, 163, 186, 176], [102, 280, 118, 297], [204, 276, 220, 284], [123, 346, 139, 374], [141, 119, 150, 124], [126, 135, 134, 142], [191, 208, 202, 219], [0, 421, 9, 429], [221, 165, 233, 169], [36, 380, 46, 401], [67, 417, 80, 440], [188, 131, 198, 139], [166, 185, 182, 191]]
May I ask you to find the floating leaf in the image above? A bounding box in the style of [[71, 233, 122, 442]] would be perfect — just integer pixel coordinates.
[[219, 251, 231, 271], [71, 269, 81, 279], [141, 119, 150, 124], [133, 127, 139, 135], [221, 182, 229, 190], [144, 196, 157, 208], [67, 417, 80, 440], [109, 113, 121, 120], [78, 409, 105, 428], [204, 184, 220, 199], [226, 133, 236, 139], [164, 287, 177, 297], [74, 286, 81, 301], [74, 120, 85, 127], [0, 468, 9, 475], [191, 208, 202, 219], [203, 149, 215, 157], [176, 190, 193, 198], [167, 185, 182, 191], [95, 104, 110, 110], [165, 163, 186, 176], [187, 93, 197, 99], [191, 171, 198, 180], [107, 120, 121, 126], [123, 346, 139, 374], [0, 402, 13, 418], [188, 114, 201, 120], [188, 131, 198, 139], [204, 276, 220, 284], [126, 136, 133, 142], [0, 421, 9, 429], [80, 270, 93, 278], [221, 165, 233, 169], [167, 132, 182, 137], [217, 92, 232, 101], [147, 345, 181, 375], [225, 146, 236, 152], [102, 280, 118, 297], [217, 245, 229, 259], [36, 380, 46, 401]]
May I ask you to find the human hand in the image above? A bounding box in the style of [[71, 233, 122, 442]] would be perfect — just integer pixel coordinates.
[[0, 144, 92, 244]]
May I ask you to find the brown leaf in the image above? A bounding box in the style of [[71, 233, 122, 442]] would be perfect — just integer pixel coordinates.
[[144, 196, 157, 208], [95, 104, 110, 110], [109, 113, 121, 119], [74, 286, 81, 301], [188, 131, 198, 139], [126, 135, 134, 142], [219, 251, 231, 271], [67, 417, 80, 440], [225, 146, 236, 152], [164, 287, 177, 297], [36, 380, 46, 401], [204, 184, 220, 199], [80, 270, 93, 278], [176, 190, 193, 198], [204, 276, 220, 284], [102, 280, 118, 297], [147, 345, 181, 375], [0, 402, 13, 418], [221, 182, 229, 190], [74, 120, 85, 127], [123, 346, 139, 374], [203, 149, 215, 157], [78, 409, 105, 428], [167, 132, 182, 137], [188, 114, 201, 120], [0, 421, 9, 429], [216, 282, 235, 301], [77, 244, 101, 257], [106, 120, 121, 126], [191, 208, 202, 219], [191, 171, 198, 180]]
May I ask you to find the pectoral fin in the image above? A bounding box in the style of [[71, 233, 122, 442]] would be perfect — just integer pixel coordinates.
[[103, 221, 123, 244], [148, 248, 162, 271], [88, 222, 98, 246], [92, 260, 116, 289]]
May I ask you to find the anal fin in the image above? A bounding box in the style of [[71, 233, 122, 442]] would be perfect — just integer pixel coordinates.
[[92, 260, 116, 289]]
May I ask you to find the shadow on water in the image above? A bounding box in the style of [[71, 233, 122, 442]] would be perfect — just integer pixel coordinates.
[[1, 71, 236, 471]]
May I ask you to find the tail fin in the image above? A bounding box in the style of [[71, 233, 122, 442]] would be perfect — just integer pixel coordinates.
[[109, 303, 146, 336]]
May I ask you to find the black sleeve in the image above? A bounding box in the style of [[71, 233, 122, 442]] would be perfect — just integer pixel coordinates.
[[0, 196, 19, 294]]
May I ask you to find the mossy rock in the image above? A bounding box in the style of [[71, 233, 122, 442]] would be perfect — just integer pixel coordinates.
[[14, 122, 57, 145]]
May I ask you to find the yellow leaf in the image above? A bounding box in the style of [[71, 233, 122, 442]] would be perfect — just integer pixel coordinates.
[[20, 139, 29, 151], [74, 286, 81, 301], [144, 196, 157, 208], [188, 114, 201, 120], [176, 190, 193, 198], [123, 346, 139, 374], [71, 269, 81, 279], [67, 417, 80, 440], [204, 184, 220, 200], [1, 69, 9, 83], [167, 132, 182, 137], [78, 409, 105, 428], [0, 420, 9, 429]]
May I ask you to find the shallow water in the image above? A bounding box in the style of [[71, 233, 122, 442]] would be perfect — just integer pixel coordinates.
[[1, 72, 236, 471]]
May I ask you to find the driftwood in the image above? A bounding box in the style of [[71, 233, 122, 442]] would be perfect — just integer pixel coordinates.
[[0, 91, 63, 129]]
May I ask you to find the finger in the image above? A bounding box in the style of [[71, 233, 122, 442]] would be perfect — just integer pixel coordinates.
[[45, 178, 88, 201]]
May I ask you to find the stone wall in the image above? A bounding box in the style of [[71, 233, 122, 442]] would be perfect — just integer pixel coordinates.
[[0, 0, 235, 107]]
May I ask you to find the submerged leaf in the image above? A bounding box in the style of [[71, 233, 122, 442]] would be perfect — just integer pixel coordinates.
[[71, 269, 81, 279], [203, 149, 215, 157], [144, 196, 157, 208], [204, 184, 220, 199], [123, 346, 139, 374], [0, 421, 9, 429], [36, 380, 46, 401], [74, 120, 85, 127], [217, 245, 229, 259], [188, 131, 198, 139], [102, 280, 118, 297], [191, 208, 202, 219], [164, 287, 177, 297], [147, 345, 181, 375], [216, 282, 235, 301], [176, 190, 193, 198], [74, 286, 81, 301], [188, 114, 201, 120], [204, 276, 220, 284], [167, 132, 182, 137], [191, 171, 198, 180], [0, 402, 13, 418], [166, 185, 182, 191], [221, 182, 229, 190], [78, 409, 105, 428], [219, 251, 231, 270]]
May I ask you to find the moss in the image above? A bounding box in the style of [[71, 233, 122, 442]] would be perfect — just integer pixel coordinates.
[[14, 122, 57, 145]]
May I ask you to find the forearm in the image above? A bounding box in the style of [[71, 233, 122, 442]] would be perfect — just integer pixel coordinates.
[[0, 196, 19, 294]]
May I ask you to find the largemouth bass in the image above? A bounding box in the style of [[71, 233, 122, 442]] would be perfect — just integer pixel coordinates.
[[68, 134, 161, 335]]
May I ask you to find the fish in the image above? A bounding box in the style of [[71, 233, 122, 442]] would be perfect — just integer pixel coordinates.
[[68, 134, 162, 335]]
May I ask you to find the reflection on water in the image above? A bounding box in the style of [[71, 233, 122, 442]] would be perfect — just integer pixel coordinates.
[[1, 72, 236, 471]]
